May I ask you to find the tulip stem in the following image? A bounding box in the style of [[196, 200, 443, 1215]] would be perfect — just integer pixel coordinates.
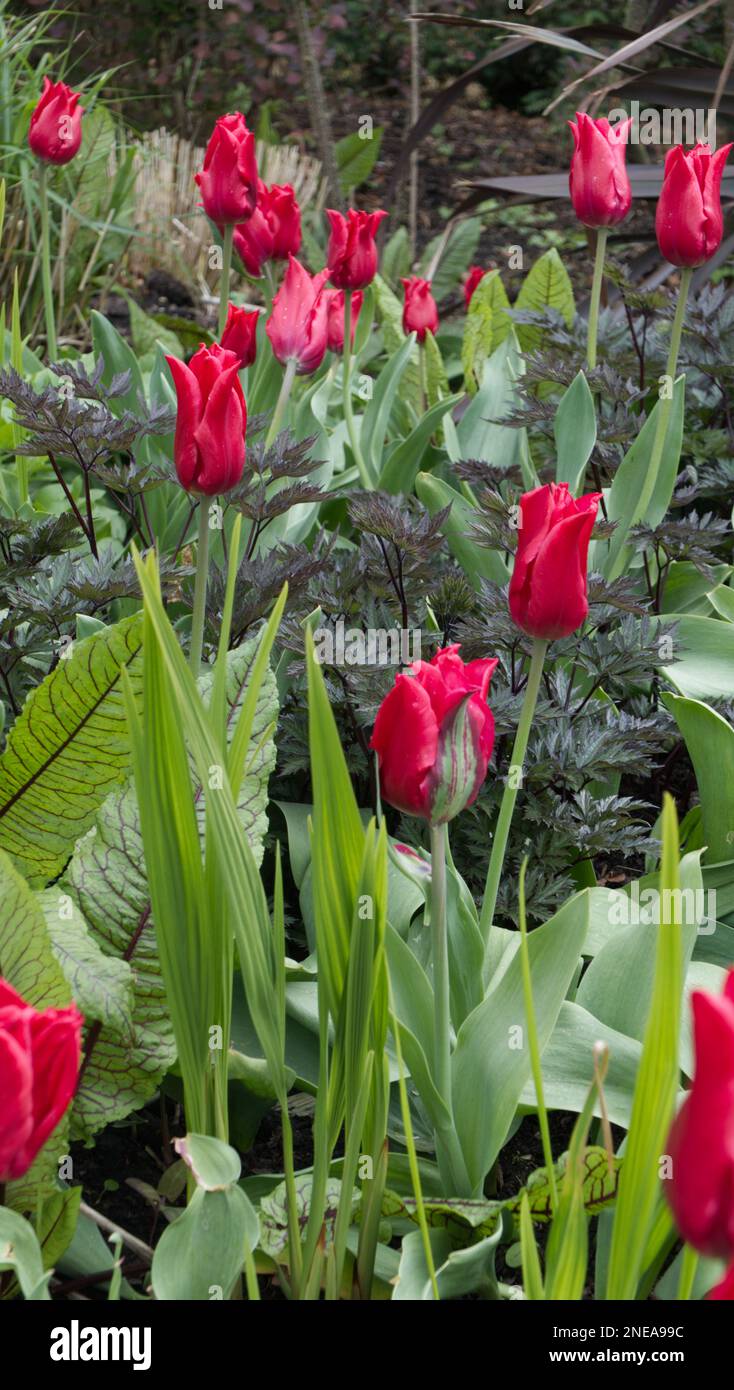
[[607, 265, 691, 582], [479, 637, 548, 949], [342, 291, 371, 489], [265, 357, 297, 450], [218, 225, 233, 339], [189, 498, 211, 677], [586, 227, 608, 372], [518, 856, 558, 1213], [38, 163, 57, 361], [430, 822, 452, 1110]]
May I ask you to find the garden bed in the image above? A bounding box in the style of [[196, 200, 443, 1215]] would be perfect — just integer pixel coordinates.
[[1, 0, 734, 1332]]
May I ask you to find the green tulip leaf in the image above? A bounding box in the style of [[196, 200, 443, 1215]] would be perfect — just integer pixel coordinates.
[[152, 1184, 258, 1300], [451, 891, 590, 1191], [663, 693, 734, 864], [0, 1207, 52, 1300], [554, 370, 596, 494], [415, 472, 509, 589], [64, 637, 278, 1139], [175, 1133, 241, 1191], [600, 377, 685, 580], [659, 611, 734, 702]]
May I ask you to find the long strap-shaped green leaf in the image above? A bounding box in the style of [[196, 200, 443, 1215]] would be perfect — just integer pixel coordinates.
[[604, 793, 683, 1299], [129, 549, 289, 1106]]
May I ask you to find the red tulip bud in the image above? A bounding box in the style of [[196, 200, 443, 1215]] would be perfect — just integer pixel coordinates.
[[655, 142, 733, 267], [28, 77, 84, 165], [233, 180, 301, 278], [401, 276, 439, 342], [568, 113, 632, 228], [220, 302, 259, 369], [266, 255, 329, 375], [509, 483, 600, 641], [370, 645, 497, 824], [326, 207, 387, 291], [165, 343, 247, 496], [0, 979, 82, 1181], [265, 183, 302, 260], [664, 970, 734, 1260], [195, 113, 258, 226], [324, 288, 363, 353], [392, 842, 432, 888]]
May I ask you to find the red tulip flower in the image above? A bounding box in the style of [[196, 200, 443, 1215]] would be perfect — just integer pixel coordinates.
[[326, 208, 387, 291], [195, 113, 258, 226], [266, 255, 329, 375], [664, 970, 734, 1260], [509, 483, 600, 641], [324, 288, 363, 353], [401, 277, 439, 342], [233, 180, 301, 277], [265, 183, 302, 260], [370, 645, 498, 824], [165, 343, 247, 495], [220, 302, 259, 369], [655, 142, 733, 268], [568, 113, 632, 228], [28, 77, 84, 165], [0, 979, 82, 1181], [464, 265, 490, 309]]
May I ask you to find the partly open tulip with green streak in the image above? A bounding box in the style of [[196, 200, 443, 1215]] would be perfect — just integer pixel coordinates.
[[370, 645, 498, 825]]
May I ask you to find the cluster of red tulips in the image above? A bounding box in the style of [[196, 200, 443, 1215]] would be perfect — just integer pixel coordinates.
[[372, 483, 599, 821], [568, 110, 731, 266]]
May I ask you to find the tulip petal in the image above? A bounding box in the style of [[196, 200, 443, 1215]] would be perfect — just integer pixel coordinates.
[[462, 656, 499, 705], [370, 673, 439, 819], [26, 1010, 82, 1158], [702, 142, 733, 256], [664, 972, 734, 1259], [233, 205, 274, 277], [0, 1026, 34, 1179], [691, 987, 734, 1088], [166, 355, 203, 491], [193, 362, 246, 495], [512, 484, 555, 596], [0, 979, 27, 1009], [523, 507, 596, 639]]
